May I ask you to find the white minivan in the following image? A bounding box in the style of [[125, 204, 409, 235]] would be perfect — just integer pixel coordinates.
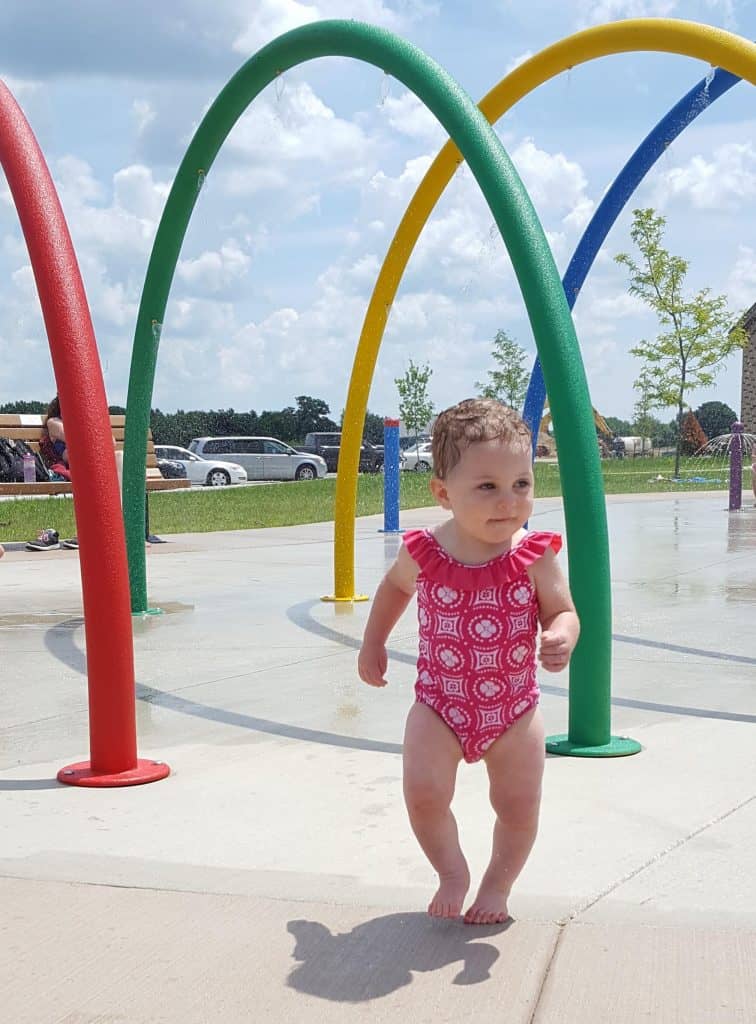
[[188, 437, 327, 481]]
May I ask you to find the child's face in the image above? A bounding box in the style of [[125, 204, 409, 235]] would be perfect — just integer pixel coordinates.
[[431, 438, 534, 546]]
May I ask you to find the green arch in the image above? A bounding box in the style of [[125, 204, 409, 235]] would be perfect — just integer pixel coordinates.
[[123, 19, 613, 745]]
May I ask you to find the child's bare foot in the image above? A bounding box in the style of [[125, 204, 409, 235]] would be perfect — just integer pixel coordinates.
[[428, 864, 470, 919], [463, 880, 510, 925]]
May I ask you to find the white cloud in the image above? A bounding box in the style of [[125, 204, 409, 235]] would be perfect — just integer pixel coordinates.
[[368, 154, 435, 204], [563, 196, 596, 233], [52, 163, 171, 276], [0, 0, 750, 424], [232, 0, 318, 54], [575, 0, 741, 29], [112, 165, 170, 221], [55, 155, 105, 204], [132, 99, 156, 136], [727, 245, 756, 310], [389, 289, 455, 333], [177, 239, 251, 292], [585, 289, 647, 324], [362, 130, 594, 303], [379, 90, 445, 145], [504, 51, 534, 75], [2, 75, 42, 98], [221, 81, 372, 195], [652, 142, 756, 211], [575, 0, 678, 26], [232, 0, 437, 55], [511, 138, 589, 215], [11, 264, 35, 297], [224, 166, 289, 195], [704, 0, 738, 29]]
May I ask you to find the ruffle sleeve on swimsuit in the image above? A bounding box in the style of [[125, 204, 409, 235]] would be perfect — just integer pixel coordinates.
[[403, 529, 562, 589]]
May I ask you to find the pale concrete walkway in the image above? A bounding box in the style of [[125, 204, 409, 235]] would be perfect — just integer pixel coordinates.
[[1, 492, 755, 1022]]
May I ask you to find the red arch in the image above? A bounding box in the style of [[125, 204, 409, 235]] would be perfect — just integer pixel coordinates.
[[0, 81, 167, 786]]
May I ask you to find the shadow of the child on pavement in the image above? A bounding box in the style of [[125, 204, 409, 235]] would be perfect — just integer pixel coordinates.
[[286, 912, 512, 1002]]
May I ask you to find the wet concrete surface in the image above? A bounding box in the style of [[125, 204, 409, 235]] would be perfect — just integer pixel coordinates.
[[2, 492, 753, 770], [0, 493, 754, 1021]]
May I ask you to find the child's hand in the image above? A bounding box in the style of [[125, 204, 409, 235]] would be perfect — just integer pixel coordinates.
[[358, 643, 388, 687], [539, 629, 573, 673]]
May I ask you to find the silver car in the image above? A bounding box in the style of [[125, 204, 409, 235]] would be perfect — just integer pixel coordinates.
[[188, 436, 327, 481], [402, 442, 433, 472], [154, 445, 247, 487]]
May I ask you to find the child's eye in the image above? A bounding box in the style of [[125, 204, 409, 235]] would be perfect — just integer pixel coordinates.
[[479, 482, 496, 490], [516, 479, 532, 489]]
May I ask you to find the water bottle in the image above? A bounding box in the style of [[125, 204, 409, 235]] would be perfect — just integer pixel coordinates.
[[23, 452, 36, 483]]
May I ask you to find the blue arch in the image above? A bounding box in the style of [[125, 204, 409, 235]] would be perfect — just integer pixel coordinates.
[[522, 67, 740, 444]]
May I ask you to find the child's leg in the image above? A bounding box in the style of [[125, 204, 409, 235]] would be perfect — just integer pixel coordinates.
[[403, 701, 468, 918], [464, 707, 545, 925]]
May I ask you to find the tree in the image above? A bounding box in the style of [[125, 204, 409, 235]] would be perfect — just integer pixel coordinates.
[[258, 406, 298, 442], [362, 411, 386, 445], [0, 399, 47, 414], [615, 208, 747, 477], [604, 416, 633, 436], [337, 408, 386, 444], [693, 400, 738, 441], [294, 395, 337, 439], [637, 415, 677, 448], [632, 373, 656, 442], [395, 360, 434, 449], [475, 329, 530, 409], [679, 410, 708, 456]]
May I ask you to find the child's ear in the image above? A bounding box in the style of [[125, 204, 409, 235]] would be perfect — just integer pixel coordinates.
[[430, 475, 451, 509]]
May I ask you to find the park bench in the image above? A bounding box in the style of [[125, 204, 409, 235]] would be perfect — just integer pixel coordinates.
[[0, 413, 190, 496]]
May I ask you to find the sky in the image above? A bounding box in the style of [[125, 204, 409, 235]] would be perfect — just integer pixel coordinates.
[[0, 0, 754, 425]]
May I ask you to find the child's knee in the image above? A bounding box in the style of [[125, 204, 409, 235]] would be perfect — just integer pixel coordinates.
[[490, 787, 541, 828], [404, 777, 452, 818]]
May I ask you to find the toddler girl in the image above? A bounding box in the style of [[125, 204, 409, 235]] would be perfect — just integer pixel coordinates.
[[358, 398, 579, 925]]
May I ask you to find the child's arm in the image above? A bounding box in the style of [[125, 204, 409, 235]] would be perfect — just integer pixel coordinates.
[[529, 548, 580, 673], [358, 544, 419, 688]]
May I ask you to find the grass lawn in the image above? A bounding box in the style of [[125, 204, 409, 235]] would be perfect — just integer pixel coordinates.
[[0, 456, 737, 544]]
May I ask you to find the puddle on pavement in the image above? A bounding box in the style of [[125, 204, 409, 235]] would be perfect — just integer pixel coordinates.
[[0, 611, 83, 628], [132, 600, 194, 618], [0, 601, 193, 629]]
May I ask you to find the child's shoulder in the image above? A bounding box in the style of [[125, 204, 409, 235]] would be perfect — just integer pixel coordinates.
[[518, 530, 562, 558], [522, 531, 563, 584], [402, 527, 438, 566]]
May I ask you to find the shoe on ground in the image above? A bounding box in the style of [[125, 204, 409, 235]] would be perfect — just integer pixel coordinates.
[[61, 537, 78, 549], [26, 528, 60, 551]]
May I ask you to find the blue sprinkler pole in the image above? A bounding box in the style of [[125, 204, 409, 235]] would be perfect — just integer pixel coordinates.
[[380, 418, 403, 533], [522, 66, 740, 448]]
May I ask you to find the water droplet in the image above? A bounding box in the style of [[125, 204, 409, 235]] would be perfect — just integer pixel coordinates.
[[379, 71, 391, 107]]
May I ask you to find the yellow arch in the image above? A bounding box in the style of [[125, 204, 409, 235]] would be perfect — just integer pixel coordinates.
[[332, 19, 756, 599], [539, 407, 612, 443]]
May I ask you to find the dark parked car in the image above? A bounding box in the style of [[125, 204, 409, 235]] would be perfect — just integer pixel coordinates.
[[399, 434, 432, 451], [298, 432, 384, 473], [157, 458, 188, 480]]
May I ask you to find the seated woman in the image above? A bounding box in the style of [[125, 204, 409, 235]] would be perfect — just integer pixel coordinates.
[[26, 395, 77, 551], [38, 395, 70, 480]]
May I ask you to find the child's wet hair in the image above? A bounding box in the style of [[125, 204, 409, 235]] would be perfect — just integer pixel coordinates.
[[431, 398, 531, 479]]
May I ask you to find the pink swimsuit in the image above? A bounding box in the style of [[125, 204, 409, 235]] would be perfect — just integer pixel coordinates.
[[404, 529, 562, 763]]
